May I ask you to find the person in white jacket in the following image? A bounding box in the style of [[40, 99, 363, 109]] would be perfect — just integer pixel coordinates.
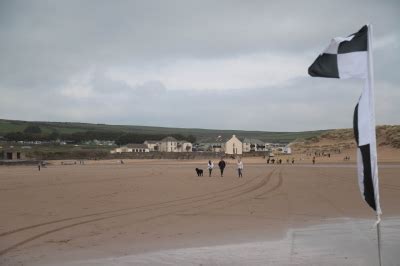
[[207, 160, 214, 177], [237, 159, 243, 178]]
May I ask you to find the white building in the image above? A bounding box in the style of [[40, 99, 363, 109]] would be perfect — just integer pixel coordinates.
[[110, 147, 131, 154], [242, 138, 266, 152], [110, 144, 149, 154], [282, 146, 292, 154], [144, 140, 160, 151], [225, 135, 242, 155], [145, 137, 192, 152], [127, 144, 149, 153], [85, 140, 115, 146], [159, 136, 178, 152]]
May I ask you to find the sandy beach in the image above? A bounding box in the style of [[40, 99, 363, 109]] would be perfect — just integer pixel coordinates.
[[1, 158, 400, 265]]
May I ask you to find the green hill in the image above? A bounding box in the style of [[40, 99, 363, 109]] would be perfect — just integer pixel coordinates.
[[0, 119, 327, 143]]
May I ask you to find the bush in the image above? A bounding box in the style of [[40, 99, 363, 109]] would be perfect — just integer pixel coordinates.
[[23, 125, 42, 134]]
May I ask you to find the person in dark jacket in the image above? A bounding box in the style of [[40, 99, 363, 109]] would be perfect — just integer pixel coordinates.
[[218, 158, 226, 177]]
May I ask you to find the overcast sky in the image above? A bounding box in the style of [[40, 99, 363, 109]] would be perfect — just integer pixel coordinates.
[[0, 0, 399, 131]]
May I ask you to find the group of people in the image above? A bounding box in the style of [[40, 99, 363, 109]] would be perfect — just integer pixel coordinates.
[[266, 158, 295, 164], [206, 158, 244, 178], [309, 151, 331, 157]]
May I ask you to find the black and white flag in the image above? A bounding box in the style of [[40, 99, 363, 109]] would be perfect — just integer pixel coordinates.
[[309, 25, 381, 216]]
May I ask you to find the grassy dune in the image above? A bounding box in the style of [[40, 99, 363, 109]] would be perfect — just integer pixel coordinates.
[[290, 125, 400, 153]]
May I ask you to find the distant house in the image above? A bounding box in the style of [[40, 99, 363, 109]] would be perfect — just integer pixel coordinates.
[[268, 143, 290, 154], [110, 144, 149, 154], [159, 136, 178, 152], [85, 140, 115, 146], [144, 137, 192, 152], [127, 144, 149, 153], [110, 147, 131, 154], [282, 146, 292, 154], [242, 138, 266, 152], [225, 135, 243, 155], [208, 143, 224, 153], [144, 140, 160, 151], [0, 148, 25, 160]]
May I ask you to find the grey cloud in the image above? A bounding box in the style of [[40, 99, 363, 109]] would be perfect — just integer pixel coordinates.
[[0, 0, 399, 130], [1, 73, 397, 131]]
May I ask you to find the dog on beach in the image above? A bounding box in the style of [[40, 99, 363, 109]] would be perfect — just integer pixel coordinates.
[[195, 168, 203, 176]]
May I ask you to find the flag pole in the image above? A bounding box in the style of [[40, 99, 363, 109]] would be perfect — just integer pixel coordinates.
[[367, 23, 382, 266], [377, 216, 382, 266]]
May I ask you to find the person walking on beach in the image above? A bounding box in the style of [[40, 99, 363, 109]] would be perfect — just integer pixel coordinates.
[[237, 159, 243, 178], [218, 158, 226, 177], [38, 162, 41, 171], [207, 160, 214, 177]]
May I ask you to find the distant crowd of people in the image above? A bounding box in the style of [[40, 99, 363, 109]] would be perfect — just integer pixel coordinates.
[[38, 160, 87, 171], [266, 158, 295, 164], [306, 149, 341, 157], [306, 152, 331, 158]]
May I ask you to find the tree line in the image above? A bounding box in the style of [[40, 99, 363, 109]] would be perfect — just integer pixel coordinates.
[[3, 125, 197, 145]]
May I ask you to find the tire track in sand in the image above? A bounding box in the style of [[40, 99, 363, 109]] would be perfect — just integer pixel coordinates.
[[0, 169, 260, 238], [185, 167, 283, 214], [254, 168, 284, 199], [0, 167, 277, 256]]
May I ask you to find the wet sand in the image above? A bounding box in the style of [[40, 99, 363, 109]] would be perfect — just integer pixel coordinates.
[[1, 158, 399, 265], [59, 217, 400, 266]]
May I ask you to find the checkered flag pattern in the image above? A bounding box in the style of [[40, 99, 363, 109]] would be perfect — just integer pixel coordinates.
[[308, 25, 368, 79], [308, 25, 381, 215]]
